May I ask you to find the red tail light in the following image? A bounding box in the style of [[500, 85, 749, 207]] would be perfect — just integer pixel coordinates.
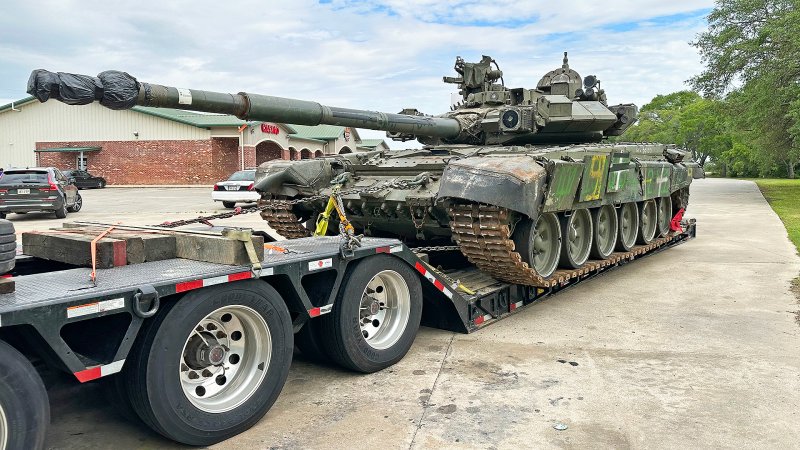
[[213, 184, 221, 191], [0, 189, 7, 193], [39, 173, 59, 192], [247, 182, 254, 191]]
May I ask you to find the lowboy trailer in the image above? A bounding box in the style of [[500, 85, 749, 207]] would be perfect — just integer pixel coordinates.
[[0, 222, 695, 448]]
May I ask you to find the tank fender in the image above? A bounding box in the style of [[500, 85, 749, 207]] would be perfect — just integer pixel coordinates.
[[436, 155, 547, 219]]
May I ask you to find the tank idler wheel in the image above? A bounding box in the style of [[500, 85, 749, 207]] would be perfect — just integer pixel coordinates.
[[616, 203, 639, 252], [559, 208, 593, 269], [656, 196, 673, 237], [637, 200, 658, 244], [512, 212, 561, 278], [590, 205, 618, 260]]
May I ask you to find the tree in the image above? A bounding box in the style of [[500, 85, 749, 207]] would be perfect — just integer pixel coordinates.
[[623, 91, 731, 168], [691, 0, 800, 178]]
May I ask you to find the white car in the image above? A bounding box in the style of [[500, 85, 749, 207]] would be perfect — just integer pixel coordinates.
[[212, 169, 260, 208]]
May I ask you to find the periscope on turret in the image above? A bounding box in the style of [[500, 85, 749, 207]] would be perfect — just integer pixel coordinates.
[[28, 52, 703, 285]]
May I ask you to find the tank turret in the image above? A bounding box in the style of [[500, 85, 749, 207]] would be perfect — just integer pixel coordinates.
[[28, 52, 635, 148], [27, 54, 701, 286]]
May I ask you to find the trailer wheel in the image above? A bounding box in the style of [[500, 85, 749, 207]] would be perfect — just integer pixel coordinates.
[[0, 340, 49, 450], [123, 281, 293, 446], [321, 254, 422, 373]]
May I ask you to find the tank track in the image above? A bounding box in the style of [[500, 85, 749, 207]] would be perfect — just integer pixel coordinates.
[[257, 198, 311, 239], [449, 203, 675, 288], [449, 204, 550, 286]]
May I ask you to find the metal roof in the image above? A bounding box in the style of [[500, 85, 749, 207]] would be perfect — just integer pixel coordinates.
[[288, 124, 344, 140], [358, 139, 387, 148], [0, 96, 36, 113], [132, 106, 248, 128]]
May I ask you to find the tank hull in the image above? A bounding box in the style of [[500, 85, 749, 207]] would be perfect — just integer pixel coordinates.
[[256, 142, 703, 244]]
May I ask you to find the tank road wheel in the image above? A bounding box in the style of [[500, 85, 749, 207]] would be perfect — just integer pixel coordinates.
[[637, 200, 658, 245], [559, 208, 593, 269], [321, 254, 422, 373], [123, 281, 293, 446], [590, 205, 619, 260], [512, 212, 562, 278], [0, 340, 50, 450], [656, 196, 673, 237], [616, 203, 639, 252]]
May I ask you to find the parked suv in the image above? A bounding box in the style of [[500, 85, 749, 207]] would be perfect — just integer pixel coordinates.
[[0, 167, 82, 219], [212, 169, 259, 208]]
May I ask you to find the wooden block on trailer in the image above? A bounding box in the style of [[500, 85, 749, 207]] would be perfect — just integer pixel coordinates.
[[0, 278, 14, 294], [21, 231, 127, 269], [56, 225, 177, 264], [174, 234, 264, 266]]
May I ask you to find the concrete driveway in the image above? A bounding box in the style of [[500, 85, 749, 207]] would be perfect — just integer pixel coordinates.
[[39, 179, 800, 449]]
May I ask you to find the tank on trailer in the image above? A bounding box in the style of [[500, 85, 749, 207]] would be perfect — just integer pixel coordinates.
[[28, 52, 703, 285]]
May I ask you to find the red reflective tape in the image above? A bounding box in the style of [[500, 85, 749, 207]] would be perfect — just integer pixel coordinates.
[[308, 307, 321, 318], [176, 279, 203, 293], [0, 274, 11, 279], [376, 246, 390, 254], [510, 303, 517, 311], [228, 271, 252, 282], [74, 366, 102, 383], [414, 262, 426, 275], [433, 279, 445, 291], [474, 315, 485, 325]]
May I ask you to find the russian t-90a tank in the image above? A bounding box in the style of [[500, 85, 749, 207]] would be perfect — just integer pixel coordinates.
[[27, 53, 702, 285]]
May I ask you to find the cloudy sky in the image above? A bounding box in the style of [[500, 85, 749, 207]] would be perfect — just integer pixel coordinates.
[[0, 0, 713, 147]]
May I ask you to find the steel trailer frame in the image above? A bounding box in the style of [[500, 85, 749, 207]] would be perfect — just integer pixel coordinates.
[[0, 222, 695, 385]]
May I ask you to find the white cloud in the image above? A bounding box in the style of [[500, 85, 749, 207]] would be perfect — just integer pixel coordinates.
[[0, 0, 712, 148]]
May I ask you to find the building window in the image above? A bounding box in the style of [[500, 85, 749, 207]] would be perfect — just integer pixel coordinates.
[[76, 155, 88, 170]]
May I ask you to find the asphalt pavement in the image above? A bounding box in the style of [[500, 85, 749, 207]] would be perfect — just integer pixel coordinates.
[[33, 179, 800, 449]]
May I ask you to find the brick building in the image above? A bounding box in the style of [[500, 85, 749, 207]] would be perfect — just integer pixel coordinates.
[[0, 97, 389, 185]]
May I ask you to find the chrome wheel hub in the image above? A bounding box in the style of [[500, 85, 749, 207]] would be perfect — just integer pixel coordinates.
[[180, 305, 271, 413], [359, 270, 411, 350]]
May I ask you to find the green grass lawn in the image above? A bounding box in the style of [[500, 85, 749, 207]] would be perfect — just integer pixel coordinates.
[[752, 179, 800, 252]]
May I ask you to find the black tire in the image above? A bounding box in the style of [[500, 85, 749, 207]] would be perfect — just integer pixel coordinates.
[[222, 201, 236, 209], [0, 260, 14, 274], [0, 235, 15, 245], [320, 254, 422, 373], [0, 213, 6, 220], [99, 374, 139, 423], [0, 220, 13, 236], [0, 340, 50, 450], [0, 249, 14, 261], [100, 180, 106, 188], [0, 242, 15, 254], [123, 280, 293, 446], [67, 193, 82, 213], [54, 200, 67, 219], [294, 320, 331, 364]]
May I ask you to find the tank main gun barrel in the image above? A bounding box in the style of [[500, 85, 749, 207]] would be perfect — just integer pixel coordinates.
[[26, 69, 462, 139]]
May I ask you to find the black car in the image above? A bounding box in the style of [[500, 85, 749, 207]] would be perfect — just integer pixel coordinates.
[[0, 168, 82, 219], [62, 170, 106, 189]]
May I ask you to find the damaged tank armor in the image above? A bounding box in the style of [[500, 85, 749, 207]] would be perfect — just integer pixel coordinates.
[[27, 52, 703, 285]]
